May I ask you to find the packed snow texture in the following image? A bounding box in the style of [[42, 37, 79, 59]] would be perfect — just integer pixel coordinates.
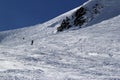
[[0, 0, 120, 80]]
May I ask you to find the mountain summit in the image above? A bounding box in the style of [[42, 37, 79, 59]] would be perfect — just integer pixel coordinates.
[[57, 0, 104, 31], [56, 0, 120, 31], [0, 0, 120, 80]]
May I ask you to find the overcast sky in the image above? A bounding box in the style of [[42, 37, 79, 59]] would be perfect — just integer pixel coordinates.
[[0, 0, 88, 31]]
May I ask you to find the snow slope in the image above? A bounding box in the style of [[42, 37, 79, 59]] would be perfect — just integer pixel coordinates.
[[0, 0, 120, 80]]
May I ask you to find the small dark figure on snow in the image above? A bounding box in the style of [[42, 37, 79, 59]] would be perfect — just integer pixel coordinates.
[[23, 37, 25, 40], [31, 40, 34, 45]]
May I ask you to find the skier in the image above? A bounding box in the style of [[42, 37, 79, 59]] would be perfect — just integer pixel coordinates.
[[31, 40, 34, 45]]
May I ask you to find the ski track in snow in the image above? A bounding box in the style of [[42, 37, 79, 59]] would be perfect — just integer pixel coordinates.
[[1, 43, 120, 80], [0, 0, 120, 80]]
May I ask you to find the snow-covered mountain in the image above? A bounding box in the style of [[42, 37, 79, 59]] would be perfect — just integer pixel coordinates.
[[0, 0, 120, 80]]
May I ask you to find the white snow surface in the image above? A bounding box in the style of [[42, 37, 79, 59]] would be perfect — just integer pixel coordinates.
[[0, 0, 120, 80]]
